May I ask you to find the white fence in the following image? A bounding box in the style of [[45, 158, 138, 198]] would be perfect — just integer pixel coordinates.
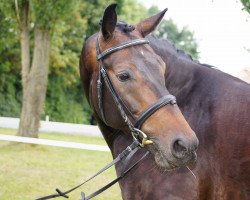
[[0, 117, 102, 137], [0, 134, 109, 152], [0, 117, 109, 152]]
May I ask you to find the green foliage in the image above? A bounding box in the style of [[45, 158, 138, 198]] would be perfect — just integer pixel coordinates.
[[0, 8, 21, 117], [147, 5, 160, 16], [44, 75, 91, 124], [118, 0, 148, 24], [32, 0, 79, 29], [80, 0, 117, 38], [241, 0, 250, 14], [148, 6, 199, 59], [43, 4, 91, 124]]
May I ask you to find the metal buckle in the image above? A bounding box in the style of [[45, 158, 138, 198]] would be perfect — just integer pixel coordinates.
[[133, 128, 153, 147]]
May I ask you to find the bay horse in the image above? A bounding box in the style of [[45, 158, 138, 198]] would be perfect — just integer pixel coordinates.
[[80, 4, 250, 200]]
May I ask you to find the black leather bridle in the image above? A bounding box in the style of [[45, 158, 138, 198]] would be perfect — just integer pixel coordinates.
[[96, 36, 177, 145], [36, 36, 177, 200]]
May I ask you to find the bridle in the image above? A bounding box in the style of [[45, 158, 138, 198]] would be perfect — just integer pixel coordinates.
[[36, 36, 177, 200], [96, 36, 177, 146]]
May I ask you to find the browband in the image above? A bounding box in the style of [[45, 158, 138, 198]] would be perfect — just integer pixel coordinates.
[[97, 38, 149, 60]]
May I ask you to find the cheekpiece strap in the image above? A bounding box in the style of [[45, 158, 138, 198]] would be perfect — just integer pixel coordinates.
[[95, 37, 149, 127]]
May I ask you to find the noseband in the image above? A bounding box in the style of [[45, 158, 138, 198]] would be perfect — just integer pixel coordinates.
[[96, 36, 177, 145]]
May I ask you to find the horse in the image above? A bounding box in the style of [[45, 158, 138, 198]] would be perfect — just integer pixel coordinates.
[[80, 4, 250, 200]]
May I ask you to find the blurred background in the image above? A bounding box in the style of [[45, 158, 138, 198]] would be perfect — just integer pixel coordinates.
[[0, 0, 249, 199]]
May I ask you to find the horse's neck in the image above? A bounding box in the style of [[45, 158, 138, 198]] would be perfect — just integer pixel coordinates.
[[148, 35, 207, 101], [148, 35, 222, 132], [166, 59, 201, 101]]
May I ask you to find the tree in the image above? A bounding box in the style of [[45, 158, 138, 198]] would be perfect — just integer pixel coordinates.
[[13, 0, 78, 137], [241, 0, 250, 14], [44, 8, 91, 124], [148, 6, 199, 59], [118, 0, 148, 24]]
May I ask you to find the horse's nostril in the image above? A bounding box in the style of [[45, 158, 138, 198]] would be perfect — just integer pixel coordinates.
[[172, 139, 188, 159]]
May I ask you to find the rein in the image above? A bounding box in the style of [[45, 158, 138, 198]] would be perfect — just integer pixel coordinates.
[[36, 36, 177, 200], [36, 140, 148, 200]]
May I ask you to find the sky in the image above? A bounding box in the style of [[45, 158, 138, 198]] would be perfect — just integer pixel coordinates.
[[140, 0, 250, 76]]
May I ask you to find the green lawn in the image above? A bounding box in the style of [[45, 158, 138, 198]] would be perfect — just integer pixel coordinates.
[[0, 128, 122, 200]]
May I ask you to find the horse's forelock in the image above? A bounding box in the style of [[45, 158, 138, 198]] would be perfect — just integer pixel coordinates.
[[116, 21, 135, 33]]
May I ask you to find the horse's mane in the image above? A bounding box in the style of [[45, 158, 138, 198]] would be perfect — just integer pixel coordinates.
[[99, 20, 136, 33], [116, 21, 135, 33]]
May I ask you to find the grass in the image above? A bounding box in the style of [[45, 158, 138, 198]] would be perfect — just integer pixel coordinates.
[[0, 128, 122, 200]]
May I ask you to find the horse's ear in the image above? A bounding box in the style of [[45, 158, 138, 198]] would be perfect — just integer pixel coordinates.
[[101, 4, 117, 40], [136, 8, 168, 37]]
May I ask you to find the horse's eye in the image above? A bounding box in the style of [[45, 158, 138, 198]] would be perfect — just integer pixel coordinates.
[[117, 72, 131, 82]]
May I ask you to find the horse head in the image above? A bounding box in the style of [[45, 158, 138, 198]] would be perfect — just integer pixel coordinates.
[[80, 4, 198, 170]]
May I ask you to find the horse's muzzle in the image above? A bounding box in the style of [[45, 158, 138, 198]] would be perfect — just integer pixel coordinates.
[[148, 135, 199, 170]]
